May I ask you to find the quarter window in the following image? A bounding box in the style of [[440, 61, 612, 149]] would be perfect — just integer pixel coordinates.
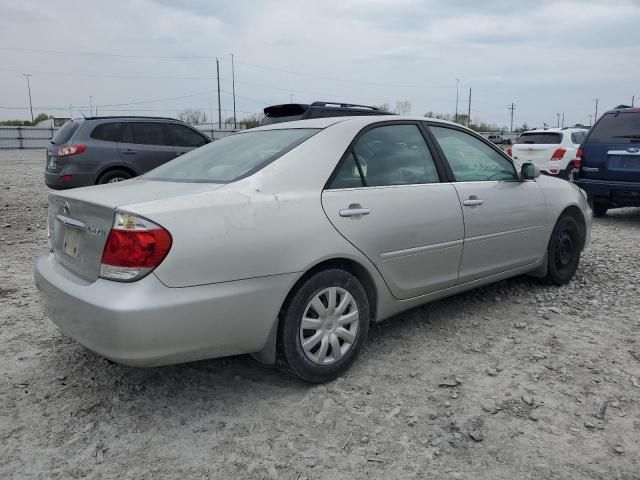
[[90, 122, 122, 142], [430, 126, 517, 182], [570, 131, 586, 144], [330, 124, 440, 188]]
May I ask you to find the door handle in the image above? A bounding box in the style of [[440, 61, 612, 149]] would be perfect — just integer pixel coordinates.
[[122, 150, 136, 155], [462, 197, 483, 206], [339, 205, 370, 217]]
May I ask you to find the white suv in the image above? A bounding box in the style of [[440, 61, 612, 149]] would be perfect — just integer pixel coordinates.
[[511, 127, 588, 179]]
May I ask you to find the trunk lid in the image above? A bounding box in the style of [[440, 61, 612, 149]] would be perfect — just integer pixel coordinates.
[[46, 119, 82, 172], [512, 131, 562, 166], [48, 179, 225, 282]]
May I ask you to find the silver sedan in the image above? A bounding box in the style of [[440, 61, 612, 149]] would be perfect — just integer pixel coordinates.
[[35, 116, 592, 383]]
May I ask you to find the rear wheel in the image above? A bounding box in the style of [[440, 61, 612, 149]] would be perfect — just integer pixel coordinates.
[[97, 169, 132, 185], [544, 215, 582, 285], [277, 269, 370, 383]]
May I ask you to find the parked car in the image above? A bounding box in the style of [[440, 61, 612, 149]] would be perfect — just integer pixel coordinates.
[[486, 133, 505, 145], [35, 116, 592, 383], [260, 101, 394, 125], [45, 116, 211, 189], [572, 107, 640, 216], [511, 127, 588, 179]]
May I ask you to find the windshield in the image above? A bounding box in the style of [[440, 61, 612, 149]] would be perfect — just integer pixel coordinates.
[[516, 132, 561, 144], [588, 111, 640, 144], [144, 128, 319, 183]]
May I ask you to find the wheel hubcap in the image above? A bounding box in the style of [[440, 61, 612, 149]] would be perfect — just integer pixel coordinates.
[[107, 177, 126, 183], [555, 230, 575, 269], [299, 287, 359, 365]]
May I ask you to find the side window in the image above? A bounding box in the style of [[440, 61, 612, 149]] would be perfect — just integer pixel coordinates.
[[131, 122, 166, 146], [430, 126, 517, 182], [329, 153, 364, 189], [165, 124, 208, 147], [90, 122, 122, 142], [331, 124, 439, 188], [120, 123, 134, 143], [571, 131, 586, 144]]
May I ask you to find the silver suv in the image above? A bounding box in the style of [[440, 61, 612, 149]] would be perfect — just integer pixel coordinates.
[[44, 116, 210, 189]]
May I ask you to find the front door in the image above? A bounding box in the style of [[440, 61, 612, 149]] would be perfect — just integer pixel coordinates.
[[117, 122, 177, 173], [321, 123, 464, 299], [428, 125, 548, 284]]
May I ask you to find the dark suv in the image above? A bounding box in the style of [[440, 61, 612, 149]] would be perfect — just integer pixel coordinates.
[[572, 107, 640, 216], [45, 116, 210, 189], [260, 102, 394, 125]]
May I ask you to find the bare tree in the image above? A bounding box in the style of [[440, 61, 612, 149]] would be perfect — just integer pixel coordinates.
[[178, 109, 207, 125], [394, 101, 412, 115]]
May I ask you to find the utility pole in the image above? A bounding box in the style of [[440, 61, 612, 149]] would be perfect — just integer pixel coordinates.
[[216, 58, 222, 129], [209, 103, 214, 127], [589, 114, 593, 126], [561, 112, 565, 128], [632, 95, 635, 107], [556, 113, 560, 128], [230, 53, 237, 129], [289, 94, 294, 103], [454, 78, 460, 123], [89, 96, 93, 116], [508, 103, 515, 133], [23, 74, 34, 124], [467, 87, 472, 127], [593, 98, 599, 123], [69, 104, 72, 118]]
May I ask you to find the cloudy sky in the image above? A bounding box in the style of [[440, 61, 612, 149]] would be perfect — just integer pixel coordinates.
[[1, 0, 639, 128]]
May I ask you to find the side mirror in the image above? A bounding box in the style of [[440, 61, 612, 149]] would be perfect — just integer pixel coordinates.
[[521, 162, 540, 180]]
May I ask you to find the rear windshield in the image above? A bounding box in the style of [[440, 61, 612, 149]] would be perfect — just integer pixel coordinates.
[[516, 132, 561, 144], [51, 120, 80, 145], [588, 112, 640, 144], [144, 128, 319, 183]]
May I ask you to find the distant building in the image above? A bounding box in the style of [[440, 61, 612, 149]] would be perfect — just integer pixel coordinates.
[[36, 117, 71, 128]]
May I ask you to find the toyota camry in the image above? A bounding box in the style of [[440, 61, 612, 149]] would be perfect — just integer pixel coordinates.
[[35, 116, 592, 383]]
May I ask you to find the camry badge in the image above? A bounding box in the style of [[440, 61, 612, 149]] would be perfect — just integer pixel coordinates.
[[63, 201, 70, 216], [627, 147, 639, 153]]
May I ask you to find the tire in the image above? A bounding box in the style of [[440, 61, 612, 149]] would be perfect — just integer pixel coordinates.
[[592, 202, 609, 217], [544, 215, 582, 285], [277, 269, 370, 383], [97, 169, 132, 185]]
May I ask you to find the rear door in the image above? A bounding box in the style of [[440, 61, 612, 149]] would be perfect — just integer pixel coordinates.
[[163, 123, 210, 157], [428, 125, 547, 283], [321, 122, 464, 299], [116, 122, 177, 173], [581, 110, 640, 182]]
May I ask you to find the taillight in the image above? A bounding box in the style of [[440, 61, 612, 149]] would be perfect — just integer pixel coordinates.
[[574, 148, 583, 169], [550, 148, 566, 161], [507, 148, 512, 157], [57, 144, 87, 157], [99, 212, 172, 282]]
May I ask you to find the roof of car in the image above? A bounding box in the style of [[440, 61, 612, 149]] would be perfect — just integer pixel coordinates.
[[523, 127, 587, 133], [76, 116, 183, 122], [254, 115, 461, 131]]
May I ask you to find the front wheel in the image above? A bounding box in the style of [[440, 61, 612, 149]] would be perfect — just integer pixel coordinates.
[[277, 269, 370, 383], [544, 215, 582, 285]]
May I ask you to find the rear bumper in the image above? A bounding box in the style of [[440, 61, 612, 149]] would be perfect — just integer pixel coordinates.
[[574, 178, 640, 206], [44, 169, 96, 190], [34, 254, 295, 366]]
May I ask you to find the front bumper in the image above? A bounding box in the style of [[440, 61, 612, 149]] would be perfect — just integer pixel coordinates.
[[35, 254, 295, 366]]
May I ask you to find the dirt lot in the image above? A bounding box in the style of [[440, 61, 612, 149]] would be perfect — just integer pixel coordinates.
[[1, 150, 639, 479]]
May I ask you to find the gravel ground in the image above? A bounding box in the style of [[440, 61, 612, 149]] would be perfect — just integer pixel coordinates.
[[1, 150, 639, 480]]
